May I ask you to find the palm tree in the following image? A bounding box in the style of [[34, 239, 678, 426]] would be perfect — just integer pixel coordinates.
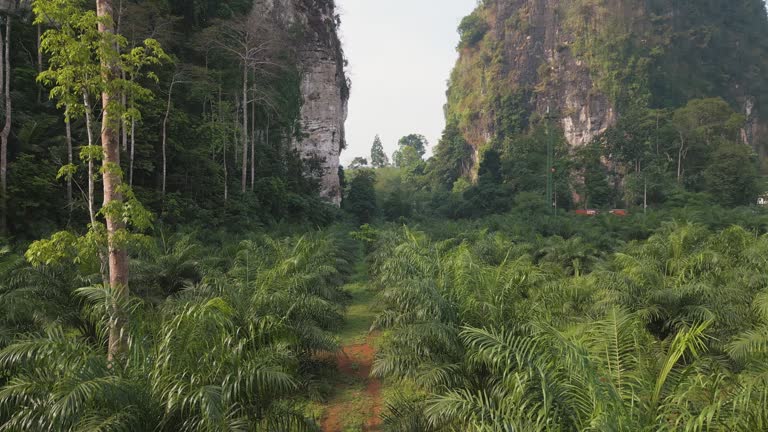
[[0, 230, 356, 431], [370, 224, 768, 431]]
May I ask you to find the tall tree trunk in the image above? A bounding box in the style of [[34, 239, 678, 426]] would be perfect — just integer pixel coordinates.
[[677, 133, 685, 184], [0, 18, 4, 116], [241, 60, 248, 193], [117, 0, 127, 154], [121, 76, 127, 152], [83, 93, 96, 226], [65, 110, 73, 219], [250, 97, 255, 192], [37, 24, 42, 105], [96, 0, 129, 364], [84, 91, 109, 288], [0, 16, 11, 235], [129, 116, 135, 186], [644, 175, 648, 215], [241, 62, 248, 193], [162, 79, 177, 195], [220, 88, 227, 202], [233, 95, 239, 184]]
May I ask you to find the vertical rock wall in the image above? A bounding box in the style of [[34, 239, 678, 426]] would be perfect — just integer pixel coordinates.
[[293, 0, 348, 206], [261, 0, 347, 205], [447, 0, 768, 166], [269, 0, 348, 206], [448, 0, 618, 151]]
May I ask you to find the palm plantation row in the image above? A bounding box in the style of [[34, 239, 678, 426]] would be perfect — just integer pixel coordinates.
[[0, 230, 357, 430], [366, 222, 768, 431]]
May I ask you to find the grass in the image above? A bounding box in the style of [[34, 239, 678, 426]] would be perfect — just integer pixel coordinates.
[[338, 279, 378, 345], [331, 383, 378, 431], [333, 255, 378, 346]]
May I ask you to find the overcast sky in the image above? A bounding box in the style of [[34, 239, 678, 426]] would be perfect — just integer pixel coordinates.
[[335, 0, 478, 165]]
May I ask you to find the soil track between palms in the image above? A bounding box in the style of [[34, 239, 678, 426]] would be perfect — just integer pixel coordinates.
[[318, 277, 382, 432], [320, 333, 382, 431]]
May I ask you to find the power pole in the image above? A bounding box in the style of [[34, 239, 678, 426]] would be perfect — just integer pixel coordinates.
[[545, 106, 556, 215], [644, 175, 648, 215]]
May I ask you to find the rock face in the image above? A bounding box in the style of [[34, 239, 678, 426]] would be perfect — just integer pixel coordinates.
[[267, 0, 348, 205], [293, 0, 348, 206], [446, 0, 623, 152], [446, 0, 768, 165], [498, 0, 618, 148]]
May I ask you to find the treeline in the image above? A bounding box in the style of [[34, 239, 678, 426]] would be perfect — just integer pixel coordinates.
[[344, 97, 762, 223]]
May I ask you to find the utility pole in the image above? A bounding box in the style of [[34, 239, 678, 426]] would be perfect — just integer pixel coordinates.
[[644, 175, 648, 215], [545, 106, 556, 215]]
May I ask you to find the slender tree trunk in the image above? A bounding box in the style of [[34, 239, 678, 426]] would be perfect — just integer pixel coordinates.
[[677, 133, 685, 184], [97, 0, 129, 364], [644, 176, 648, 215], [0, 18, 4, 114], [121, 77, 127, 152], [162, 93, 171, 195], [37, 24, 43, 105], [233, 96, 239, 181], [0, 17, 11, 234], [117, 0, 127, 154], [65, 110, 73, 217], [162, 80, 176, 195], [219, 87, 227, 202], [250, 98, 256, 192], [83, 92, 109, 286], [241, 63, 248, 193], [129, 116, 135, 186], [83, 93, 96, 226]]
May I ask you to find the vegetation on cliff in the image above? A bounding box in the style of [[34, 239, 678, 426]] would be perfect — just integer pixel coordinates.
[[438, 0, 768, 209]]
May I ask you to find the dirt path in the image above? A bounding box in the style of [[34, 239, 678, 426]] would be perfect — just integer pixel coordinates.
[[320, 335, 382, 431], [319, 282, 382, 432]]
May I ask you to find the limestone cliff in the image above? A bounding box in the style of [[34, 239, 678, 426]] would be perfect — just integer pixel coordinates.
[[293, 0, 348, 206], [267, 0, 348, 205], [446, 0, 768, 164]]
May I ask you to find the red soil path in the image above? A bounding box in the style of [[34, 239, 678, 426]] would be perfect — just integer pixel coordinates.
[[321, 335, 382, 431]]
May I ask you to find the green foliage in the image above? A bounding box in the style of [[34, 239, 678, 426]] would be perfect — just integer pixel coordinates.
[[396, 134, 428, 158], [369, 222, 768, 431], [392, 145, 422, 170], [370, 134, 389, 168], [3, 0, 338, 240], [702, 142, 759, 206], [647, 0, 768, 110], [428, 122, 473, 190], [382, 187, 412, 222], [441, 0, 768, 217], [35, 0, 169, 124], [0, 229, 356, 430], [392, 134, 428, 172], [349, 157, 368, 169], [574, 141, 615, 208], [343, 169, 378, 224], [457, 11, 488, 49]]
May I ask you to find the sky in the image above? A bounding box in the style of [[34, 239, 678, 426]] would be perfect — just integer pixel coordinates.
[[335, 0, 478, 165]]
